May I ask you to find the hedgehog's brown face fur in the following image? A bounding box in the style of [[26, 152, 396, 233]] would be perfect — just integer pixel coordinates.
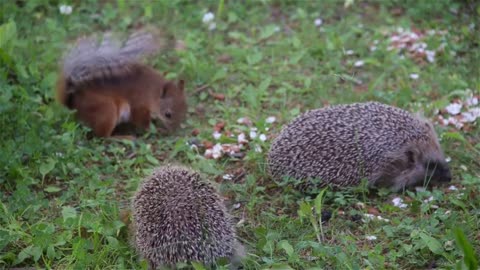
[[372, 122, 452, 192]]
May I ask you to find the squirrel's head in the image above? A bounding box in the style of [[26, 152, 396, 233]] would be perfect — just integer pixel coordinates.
[[152, 79, 187, 133], [374, 120, 452, 192]]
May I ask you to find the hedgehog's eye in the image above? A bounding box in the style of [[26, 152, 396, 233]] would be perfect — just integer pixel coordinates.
[[165, 111, 172, 119]]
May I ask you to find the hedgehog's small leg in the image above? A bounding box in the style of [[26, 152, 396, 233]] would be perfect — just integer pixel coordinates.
[[147, 260, 157, 270]]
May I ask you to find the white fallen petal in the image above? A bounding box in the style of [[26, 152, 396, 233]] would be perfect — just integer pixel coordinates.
[[202, 12, 214, 23], [211, 143, 223, 159], [469, 107, 480, 117], [445, 103, 462, 115], [392, 197, 408, 208], [423, 196, 434, 203], [465, 96, 479, 106], [345, 49, 354, 55], [238, 133, 248, 144], [461, 111, 477, 122], [409, 73, 419, 80], [212, 131, 222, 140], [426, 50, 435, 63], [249, 130, 257, 139], [223, 174, 234, 180], [59, 4, 73, 15], [366, 235, 377, 241], [266, 116, 276, 124], [259, 134, 267, 142], [314, 18, 323, 27], [354, 60, 364, 67], [448, 185, 458, 191]]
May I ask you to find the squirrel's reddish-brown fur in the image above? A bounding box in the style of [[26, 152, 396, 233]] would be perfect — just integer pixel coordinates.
[[56, 31, 187, 138]]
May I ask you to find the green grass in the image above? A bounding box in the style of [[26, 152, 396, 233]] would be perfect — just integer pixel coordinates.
[[1, 0, 480, 269]]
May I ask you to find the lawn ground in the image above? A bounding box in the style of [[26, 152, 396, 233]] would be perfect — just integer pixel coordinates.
[[1, 0, 479, 269]]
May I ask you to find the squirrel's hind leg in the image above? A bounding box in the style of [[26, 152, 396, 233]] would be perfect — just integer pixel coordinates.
[[73, 91, 121, 138]]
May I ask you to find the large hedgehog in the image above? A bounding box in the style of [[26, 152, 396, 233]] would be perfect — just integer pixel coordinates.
[[268, 102, 452, 192], [132, 166, 244, 269]]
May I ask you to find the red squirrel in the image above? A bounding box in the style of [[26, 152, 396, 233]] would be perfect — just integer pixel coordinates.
[[56, 31, 187, 138]]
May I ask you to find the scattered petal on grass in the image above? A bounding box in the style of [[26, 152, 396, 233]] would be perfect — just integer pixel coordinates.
[[202, 12, 214, 23], [212, 144, 223, 159], [233, 203, 241, 209], [448, 185, 458, 191], [366, 235, 377, 241], [354, 60, 364, 67], [466, 96, 479, 106], [445, 156, 452, 163], [445, 103, 462, 115], [409, 73, 419, 80], [59, 4, 73, 15], [386, 27, 446, 64], [223, 174, 234, 180], [363, 213, 390, 222], [212, 131, 222, 140], [249, 130, 257, 139], [254, 144, 262, 153], [426, 50, 435, 62], [345, 49, 354, 55], [237, 117, 252, 125], [259, 134, 267, 142], [314, 18, 323, 26], [266, 116, 276, 124], [238, 133, 248, 144], [423, 196, 434, 203], [392, 197, 408, 208]]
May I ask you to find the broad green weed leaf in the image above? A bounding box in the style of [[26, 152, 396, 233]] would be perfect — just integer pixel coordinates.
[[258, 77, 271, 93], [278, 240, 294, 257], [61, 206, 77, 222], [47, 245, 56, 259], [298, 201, 312, 219], [145, 154, 160, 166], [39, 158, 56, 179], [0, 20, 17, 49], [419, 232, 443, 255], [44, 186, 61, 193], [259, 25, 278, 40], [17, 245, 33, 263], [246, 52, 263, 65], [314, 188, 327, 215]]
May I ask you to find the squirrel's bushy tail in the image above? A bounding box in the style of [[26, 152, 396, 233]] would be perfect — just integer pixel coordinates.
[[57, 30, 167, 105]]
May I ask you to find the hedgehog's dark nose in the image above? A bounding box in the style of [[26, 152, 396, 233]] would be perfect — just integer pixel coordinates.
[[439, 166, 452, 182]]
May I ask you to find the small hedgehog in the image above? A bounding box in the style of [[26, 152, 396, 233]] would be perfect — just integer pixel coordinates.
[[132, 165, 244, 269], [268, 102, 452, 192]]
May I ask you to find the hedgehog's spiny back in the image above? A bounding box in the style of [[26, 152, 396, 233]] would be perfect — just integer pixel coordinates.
[[268, 102, 441, 191], [133, 166, 237, 268]]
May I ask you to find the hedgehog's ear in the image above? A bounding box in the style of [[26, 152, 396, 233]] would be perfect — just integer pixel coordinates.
[[406, 150, 416, 167]]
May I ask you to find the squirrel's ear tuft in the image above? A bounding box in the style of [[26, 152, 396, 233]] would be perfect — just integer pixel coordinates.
[[178, 79, 185, 92], [161, 81, 173, 98]]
